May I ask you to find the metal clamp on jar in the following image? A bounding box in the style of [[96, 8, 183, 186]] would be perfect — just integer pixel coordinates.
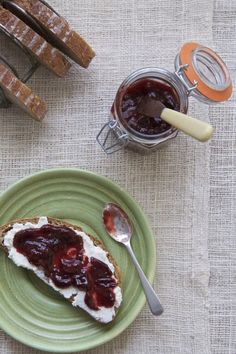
[[97, 42, 232, 154]]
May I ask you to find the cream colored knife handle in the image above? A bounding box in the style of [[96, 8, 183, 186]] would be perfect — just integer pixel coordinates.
[[161, 108, 214, 142]]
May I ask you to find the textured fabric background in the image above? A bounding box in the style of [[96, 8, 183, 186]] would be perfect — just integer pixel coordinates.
[[209, 1, 236, 353], [0, 0, 234, 353]]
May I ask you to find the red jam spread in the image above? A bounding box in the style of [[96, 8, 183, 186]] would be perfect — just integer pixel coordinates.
[[119, 78, 180, 136], [13, 224, 117, 310]]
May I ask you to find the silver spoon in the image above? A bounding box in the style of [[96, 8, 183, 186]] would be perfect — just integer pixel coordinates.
[[103, 203, 163, 316]]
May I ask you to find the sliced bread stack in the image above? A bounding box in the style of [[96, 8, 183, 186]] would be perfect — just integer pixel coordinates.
[[0, 6, 71, 77], [10, 0, 95, 68], [0, 1, 95, 120]]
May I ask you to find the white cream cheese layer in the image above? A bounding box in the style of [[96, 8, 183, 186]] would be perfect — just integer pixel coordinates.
[[3, 217, 122, 323]]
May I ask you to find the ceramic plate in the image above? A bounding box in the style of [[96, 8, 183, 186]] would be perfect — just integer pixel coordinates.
[[0, 169, 156, 352]]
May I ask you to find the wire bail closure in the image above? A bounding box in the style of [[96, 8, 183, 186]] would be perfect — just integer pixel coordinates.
[[96, 119, 129, 154], [175, 63, 198, 95]]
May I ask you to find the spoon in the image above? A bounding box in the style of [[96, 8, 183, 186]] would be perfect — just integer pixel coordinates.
[[138, 97, 214, 142], [103, 203, 164, 316]]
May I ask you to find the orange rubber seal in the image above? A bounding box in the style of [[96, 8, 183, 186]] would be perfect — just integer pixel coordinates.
[[180, 42, 233, 102]]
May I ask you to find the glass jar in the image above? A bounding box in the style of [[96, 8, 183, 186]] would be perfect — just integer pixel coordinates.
[[97, 42, 232, 154]]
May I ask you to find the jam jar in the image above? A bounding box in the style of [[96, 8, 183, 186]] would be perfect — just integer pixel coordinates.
[[97, 42, 232, 154]]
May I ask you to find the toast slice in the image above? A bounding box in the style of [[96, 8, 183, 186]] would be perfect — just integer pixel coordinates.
[[0, 6, 71, 77], [0, 217, 122, 323], [0, 63, 47, 120], [10, 0, 95, 67]]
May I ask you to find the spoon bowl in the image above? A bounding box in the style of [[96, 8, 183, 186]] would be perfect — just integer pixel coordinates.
[[103, 203, 132, 243]]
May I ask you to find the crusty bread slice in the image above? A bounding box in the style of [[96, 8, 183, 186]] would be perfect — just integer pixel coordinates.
[[0, 217, 122, 323], [11, 0, 95, 67], [0, 63, 47, 120], [0, 6, 71, 77]]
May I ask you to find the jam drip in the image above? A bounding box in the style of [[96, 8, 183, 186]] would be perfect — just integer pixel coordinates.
[[13, 224, 117, 310], [119, 78, 180, 135]]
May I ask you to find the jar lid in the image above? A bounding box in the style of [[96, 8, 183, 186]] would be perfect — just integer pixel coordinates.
[[179, 42, 232, 102]]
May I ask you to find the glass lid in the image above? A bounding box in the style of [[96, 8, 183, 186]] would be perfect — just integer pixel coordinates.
[[178, 42, 233, 102]]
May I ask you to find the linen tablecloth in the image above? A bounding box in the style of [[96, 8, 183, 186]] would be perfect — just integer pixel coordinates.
[[0, 0, 235, 353]]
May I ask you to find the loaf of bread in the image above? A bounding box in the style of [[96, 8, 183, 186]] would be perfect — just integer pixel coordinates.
[[0, 217, 122, 323], [0, 6, 71, 77], [11, 0, 95, 67], [0, 63, 47, 120]]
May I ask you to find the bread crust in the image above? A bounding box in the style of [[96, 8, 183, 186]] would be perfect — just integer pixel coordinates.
[[0, 63, 47, 120], [0, 217, 122, 322], [0, 6, 71, 77], [12, 0, 95, 67]]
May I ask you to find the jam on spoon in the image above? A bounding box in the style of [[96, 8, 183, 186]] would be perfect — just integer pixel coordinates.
[[13, 224, 117, 310], [119, 78, 180, 136]]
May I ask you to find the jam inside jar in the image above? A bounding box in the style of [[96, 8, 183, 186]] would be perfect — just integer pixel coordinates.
[[116, 78, 181, 138]]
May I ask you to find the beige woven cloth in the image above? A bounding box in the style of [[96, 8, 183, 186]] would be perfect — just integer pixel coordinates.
[[0, 0, 235, 353]]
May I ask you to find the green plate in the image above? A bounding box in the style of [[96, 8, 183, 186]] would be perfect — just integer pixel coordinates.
[[0, 169, 156, 353]]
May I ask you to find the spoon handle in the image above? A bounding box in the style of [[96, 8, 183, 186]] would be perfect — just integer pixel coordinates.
[[161, 108, 214, 142], [125, 242, 164, 316]]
